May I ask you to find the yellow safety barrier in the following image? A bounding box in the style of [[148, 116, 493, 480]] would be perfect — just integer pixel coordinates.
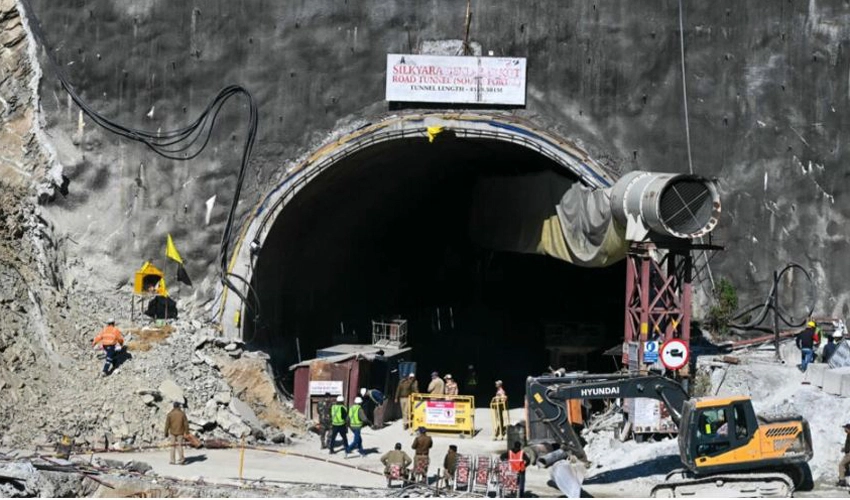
[[490, 397, 509, 440], [409, 393, 475, 437]]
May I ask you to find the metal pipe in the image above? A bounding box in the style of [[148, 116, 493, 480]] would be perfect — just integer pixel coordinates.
[[609, 171, 721, 239], [537, 448, 569, 468]]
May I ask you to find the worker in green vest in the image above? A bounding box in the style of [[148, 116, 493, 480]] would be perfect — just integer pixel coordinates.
[[345, 396, 371, 458], [328, 395, 349, 455]]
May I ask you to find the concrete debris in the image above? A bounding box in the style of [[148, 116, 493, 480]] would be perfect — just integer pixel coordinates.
[[230, 397, 265, 432], [136, 389, 162, 400], [107, 414, 130, 440], [215, 407, 252, 438], [0, 461, 38, 497], [122, 460, 153, 474], [193, 337, 209, 350], [0, 460, 92, 498], [266, 430, 291, 445], [157, 379, 185, 405], [213, 391, 232, 405]]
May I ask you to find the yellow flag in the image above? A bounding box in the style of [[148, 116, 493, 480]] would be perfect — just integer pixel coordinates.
[[165, 234, 184, 265]]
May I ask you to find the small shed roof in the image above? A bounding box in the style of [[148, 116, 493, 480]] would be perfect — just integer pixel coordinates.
[[288, 343, 411, 370]]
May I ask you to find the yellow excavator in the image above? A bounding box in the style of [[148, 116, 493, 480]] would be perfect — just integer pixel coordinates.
[[525, 373, 813, 497]]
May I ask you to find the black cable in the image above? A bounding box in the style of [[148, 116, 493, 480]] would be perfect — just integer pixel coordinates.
[[18, 0, 261, 321], [729, 263, 815, 331]]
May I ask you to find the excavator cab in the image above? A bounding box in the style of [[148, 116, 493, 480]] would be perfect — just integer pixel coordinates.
[[679, 397, 812, 480]]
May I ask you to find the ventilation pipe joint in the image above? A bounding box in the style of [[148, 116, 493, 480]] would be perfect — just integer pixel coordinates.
[[609, 171, 720, 240]]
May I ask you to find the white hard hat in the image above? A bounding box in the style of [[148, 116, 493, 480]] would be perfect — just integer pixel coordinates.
[[360, 388, 367, 395], [408, 373, 415, 377], [106, 318, 115, 324], [336, 395, 344, 402], [445, 374, 453, 379], [354, 397, 363, 404]]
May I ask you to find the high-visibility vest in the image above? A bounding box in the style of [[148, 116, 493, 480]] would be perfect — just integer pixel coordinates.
[[331, 404, 346, 426], [508, 450, 526, 473], [349, 404, 363, 428]]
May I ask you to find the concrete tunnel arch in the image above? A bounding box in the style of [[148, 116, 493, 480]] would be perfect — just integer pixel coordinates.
[[219, 112, 628, 395]]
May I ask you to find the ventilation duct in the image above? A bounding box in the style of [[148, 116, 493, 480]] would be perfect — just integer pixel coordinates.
[[609, 171, 721, 240]]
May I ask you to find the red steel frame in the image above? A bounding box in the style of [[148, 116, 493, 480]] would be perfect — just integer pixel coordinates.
[[622, 242, 693, 375]]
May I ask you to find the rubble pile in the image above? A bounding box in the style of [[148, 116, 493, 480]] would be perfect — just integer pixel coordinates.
[[0, 453, 389, 498], [0, 0, 311, 467], [0, 307, 309, 451], [0, 189, 307, 453]]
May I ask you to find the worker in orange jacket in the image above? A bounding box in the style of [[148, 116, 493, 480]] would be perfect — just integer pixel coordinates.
[[92, 318, 124, 376]]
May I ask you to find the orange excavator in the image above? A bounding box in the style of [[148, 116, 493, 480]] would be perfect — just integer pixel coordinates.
[[525, 373, 813, 497]]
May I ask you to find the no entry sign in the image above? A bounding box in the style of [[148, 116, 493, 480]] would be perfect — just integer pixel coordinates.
[[660, 339, 689, 371]]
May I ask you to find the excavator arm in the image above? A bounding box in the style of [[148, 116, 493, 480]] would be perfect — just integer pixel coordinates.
[[526, 374, 689, 462]]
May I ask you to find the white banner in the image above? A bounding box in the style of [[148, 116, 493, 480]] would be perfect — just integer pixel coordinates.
[[309, 380, 343, 395], [386, 54, 526, 105], [424, 400, 456, 425]]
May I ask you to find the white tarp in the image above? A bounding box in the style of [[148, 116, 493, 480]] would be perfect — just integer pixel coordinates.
[[468, 174, 626, 267], [551, 460, 587, 498]]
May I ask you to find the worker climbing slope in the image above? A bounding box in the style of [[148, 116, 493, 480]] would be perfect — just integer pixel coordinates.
[[92, 318, 125, 376]]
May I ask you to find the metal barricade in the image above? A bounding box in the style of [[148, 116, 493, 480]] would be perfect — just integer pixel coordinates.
[[472, 455, 494, 494], [454, 454, 473, 492], [409, 393, 475, 437], [490, 397, 509, 440], [497, 460, 520, 498]]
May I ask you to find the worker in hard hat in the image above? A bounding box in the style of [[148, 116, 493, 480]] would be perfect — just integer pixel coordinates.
[[345, 396, 371, 458], [92, 318, 125, 376], [796, 321, 818, 372], [823, 331, 843, 364], [328, 395, 349, 454]]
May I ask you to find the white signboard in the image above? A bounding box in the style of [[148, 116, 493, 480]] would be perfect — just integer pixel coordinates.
[[386, 54, 527, 105], [309, 380, 343, 396], [630, 398, 677, 433], [425, 400, 456, 425]]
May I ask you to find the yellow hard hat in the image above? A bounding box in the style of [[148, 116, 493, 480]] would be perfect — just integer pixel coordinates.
[[807, 320, 816, 327]]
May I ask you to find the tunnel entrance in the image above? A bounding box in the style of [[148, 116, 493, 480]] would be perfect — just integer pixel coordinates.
[[246, 133, 625, 401]]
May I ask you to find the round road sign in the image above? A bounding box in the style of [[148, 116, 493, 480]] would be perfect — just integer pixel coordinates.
[[660, 339, 689, 370]]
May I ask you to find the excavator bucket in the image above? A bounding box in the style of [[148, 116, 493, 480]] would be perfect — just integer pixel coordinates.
[[551, 459, 587, 498]]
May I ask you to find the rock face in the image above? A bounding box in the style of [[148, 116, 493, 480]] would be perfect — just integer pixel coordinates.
[[14, 0, 850, 322]]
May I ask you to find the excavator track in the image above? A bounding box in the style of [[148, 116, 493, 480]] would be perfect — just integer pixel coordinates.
[[650, 469, 794, 498]]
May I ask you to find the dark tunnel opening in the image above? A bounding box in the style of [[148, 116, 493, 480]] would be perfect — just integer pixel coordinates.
[[246, 135, 626, 403]]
